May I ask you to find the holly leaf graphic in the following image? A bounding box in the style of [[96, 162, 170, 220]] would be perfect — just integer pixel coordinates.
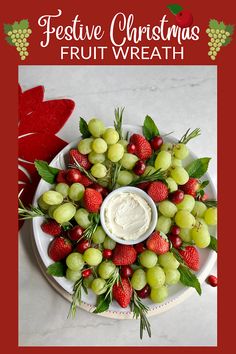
[[12, 21, 21, 30], [225, 24, 234, 35], [222, 36, 232, 46], [218, 21, 226, 30], [209, 19, 219, 29], [19, 19, 29, 30], [4, 23, 13, 34], [5, 36, 14, 46]]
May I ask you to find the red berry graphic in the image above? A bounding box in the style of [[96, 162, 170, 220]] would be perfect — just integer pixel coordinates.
[[176, 10, 193, 28]]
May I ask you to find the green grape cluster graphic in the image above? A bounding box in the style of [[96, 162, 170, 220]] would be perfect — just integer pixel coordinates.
[[4, 19, 32, 61], [206, 19, 234, 60]]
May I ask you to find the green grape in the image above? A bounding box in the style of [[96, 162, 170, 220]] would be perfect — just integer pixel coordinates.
[[53, 203, 76, 223], [102, 128, 119, 145], [177, 195, 195, 212], [25, 33, 29, 38], [156, 215, 172, 234], [222, 34, 226, 39], [66, 269, 82, 282], [131, 269, 147, 290], [91, 163, 107, 178], [12, 38, 17, 43], [213, 34, 217, 39], [16, 33, 20, 38], [150, 286, 168, 303], [179, 228, 192, 242], [92, 226, 106, 244], [170, 166, 189, 185], [143, 165, 156, 176], [215, 39, 220, 44], [88, 118, 105, 137], [146, 266, 165, 288], [216, 47, 220, 52], [83, 248, 103, 266], [158, 252, 179, 270], [208, 33, 213, 38], [139, 250, 158, 268], [175, 210, 195, 229], [18, 29, 22, 34], [48, 204, 61, 219], [16, 47, 21, 51], [218, 42, 222, 47], [164, 269, 180, 285], [37, 195, 50, 211], [192, 201, 207, 217], [28, 28, 32, 34], [165, 177, 178, 193], [158, 200, 177, 218], [216, 29, 219, 34], [117, 171, 133, 186], [22, 38, 27, 42], [68, 183, 85, 201], [208, 42, 213, 47], [66, 253, 84, 271], [118, 139, 128, 150], [103, 236, 116, 250], [42, 191, 63, 205], [92, 138, 108, 154], [91, 278, 107, 295], [195, 217, 208, 229], [210, 38, 214, 43], [78, 137, 94, 154], [20, 34, 24, 39], [8, 31, 13, 36], [213, 51, 217, 56], [171, 157, 182, 167], [154, 151, 172, 171], [221, 39, 225, 44], [208, 51, 213, 56], [191, 226, 210, 248], [24, 51, 29, 57], [107, 143, 124, 162], [20, 51, 24, 56], [74, 208, 91, 228], [83, 274, 94, 288], [98, 261, 116, 279], [19, 43, 24, 47], [206, 28, 210, 33], [211, 55, 216, 61], [55, 183, 69, 197], [23, 29, 27, 34], [12, 30, 17, 34], [160, 142, 173, 152], [218, 34, 222, 38], [173, 143, 189, 160], [226, 32, 230, 36], [120, 153, 139, 169], [88, 151, 105, 164], [210, 29, 215, 33], [25, 42, 29, 46], [204, 207, 217, 225]]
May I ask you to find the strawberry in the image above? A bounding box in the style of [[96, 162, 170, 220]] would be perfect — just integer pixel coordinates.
[[80, 174, 93, 187], [178, 246, 200, 271], [181, 178, 200, 198], [146, 231, 169, 255], [69, 149, 91, 170], [56, 170, 67, 184], [83, 188, 103, 213], [112, 244, 137, 265], [48, 237, 72, 261], [147, 181, 168, 202], [112, 278, 133, 308], [129, 134, 152, 160], [41, 219, 62, 236]]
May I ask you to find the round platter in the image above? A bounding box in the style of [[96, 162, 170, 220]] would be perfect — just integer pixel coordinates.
[[32, 124, 217, 319]]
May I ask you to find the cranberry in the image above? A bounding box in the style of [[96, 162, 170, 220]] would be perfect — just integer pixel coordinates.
[[127, 143, 136, 154], [103, 249, 113, 259], [207, 275, 217, 287], [169, 189, 184, 204], [66, 169, 82, 184], [137, 284, 151, 299], [82, 268, 92, 278], [176, 10, 193, 28], [68, 225, 84, 241], [134, 242, 146, 254], [90, 183, 108, 197], [169, 234, 182, 249], [120, 265, 133, 278], [133, 160, 146, 176], [76, 239, 90, 253], [170, 225, 181, 236], [151, 136, 163, 150]]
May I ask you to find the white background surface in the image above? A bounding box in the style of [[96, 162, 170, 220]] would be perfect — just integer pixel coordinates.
[[19, 65, 217, 346]]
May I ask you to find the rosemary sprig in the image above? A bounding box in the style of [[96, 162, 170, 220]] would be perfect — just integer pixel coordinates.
[[82, 213, 100, 241], [129, 168, 166, 186], [109, 162, 122, 190], [68, 277, 83, 318], [69, 158, 98, 183], [179, 128, 201, 144], [131, 291, 151, 339], [202, 200, 217, 208], [114, 107, 124, 140], [18, 199, 46, 220]]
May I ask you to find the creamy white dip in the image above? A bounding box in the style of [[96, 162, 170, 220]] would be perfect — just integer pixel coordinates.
[[104, 192, 152, 240]]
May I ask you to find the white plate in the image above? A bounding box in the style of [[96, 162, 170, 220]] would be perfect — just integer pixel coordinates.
[[32, 124, 217, 319]]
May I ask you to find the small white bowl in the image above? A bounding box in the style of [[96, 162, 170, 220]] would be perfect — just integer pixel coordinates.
[[100, 186, 158, 245]]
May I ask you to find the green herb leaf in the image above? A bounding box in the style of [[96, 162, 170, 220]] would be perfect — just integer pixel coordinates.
[[200, 180, 209, 189], [203, 200, 217, 208], [186, 158, 211, 178], [167, 4, 183, 15], [93, 294, 111, 313], [46, 262, 66, 277], [114, 107, 124, 140], [4, 23, 13, 34], [35, 160, 59, 184], [19, 19, 29, 29], [209, 236, 217, 252], [146, 152, 157, 166], [79, 117, 91, 138], [179, 128, 201, 144], [209, 19, 219, 30], [179, 265, 202, 295], [142, 115, 159, 140]]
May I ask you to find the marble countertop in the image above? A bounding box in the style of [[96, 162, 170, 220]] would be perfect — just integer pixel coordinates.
[[19, 65, 217, 346]]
